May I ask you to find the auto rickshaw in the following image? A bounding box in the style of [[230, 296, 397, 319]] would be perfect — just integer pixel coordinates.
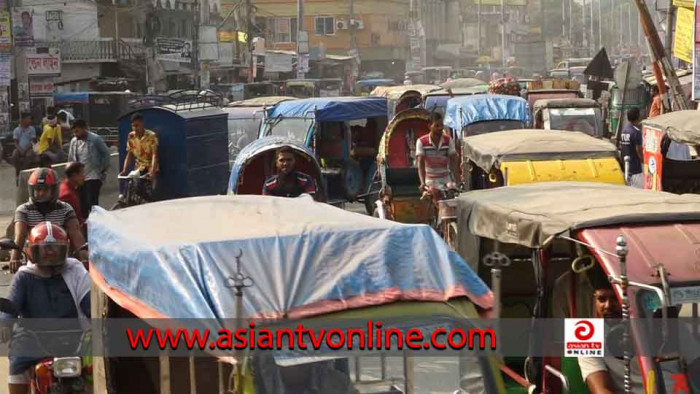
[[223, 96, 296, 166], [532, 98, 605, 138], [371, 108, 433, 222], [423, 86, 488, 116], [260, 97, 388, 206], [285, 79, 319, 98], [453, 181, 700, 394], [54, 91, 137, 146], [422, 66, 453, 84], [640, 110, 700, 193], [608, 82, 647, 136], [444, 94, 531, 138], [87, 195, 508, 394], [227, 136, 326, 201], [355, 78, 396, 96], [319, 78, 342, 97], [370, 84, 442, 120], [523, 87, 581, 110], [461, 129, 624, 190]]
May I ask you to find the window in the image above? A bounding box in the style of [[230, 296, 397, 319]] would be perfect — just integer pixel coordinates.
[[315, 16, 334, 35], [269, 18, 297, 43]]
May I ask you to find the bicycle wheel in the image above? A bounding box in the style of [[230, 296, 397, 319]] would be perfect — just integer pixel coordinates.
[[445, 222, 458, 250]]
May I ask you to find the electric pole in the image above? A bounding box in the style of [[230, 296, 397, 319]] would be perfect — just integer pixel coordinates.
[[562, 0, 566, 40], [582, 0, 587, 54], [568, 0, 572, 45], [590, 0, 594, 54], [297, 0, 305, 79], [477, 0, 481, 55], [192, 0, 201, 88], [246, 0, 253, 83], [349, 0, 356, 51], [665, 3, 674, 60], [501, 0, 506, 69]]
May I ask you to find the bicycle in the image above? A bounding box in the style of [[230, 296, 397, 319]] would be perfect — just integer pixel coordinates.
[[420, 183, 460, 248], [111, 170, 153, 210]]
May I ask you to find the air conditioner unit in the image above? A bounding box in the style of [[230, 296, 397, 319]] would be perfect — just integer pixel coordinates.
[[336, 20, 349, 30]]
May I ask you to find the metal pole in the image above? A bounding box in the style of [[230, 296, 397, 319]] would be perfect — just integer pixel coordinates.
[[562, 0, 566, 40], [569, 0, 572, 44], [501, 0, 506, 68], [297, 0, 305, 79], [246, 0, 254, 83], [349, 0, 356, 51], [192, 0, 200, 89], [616, 236, 631, 394], [590, 0, 594, 54], [582, 0, 587, 52], [627, 4, 632, 56], [665, 2, 675, 60]]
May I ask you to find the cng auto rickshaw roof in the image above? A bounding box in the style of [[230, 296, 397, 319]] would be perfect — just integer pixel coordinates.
[[455, 181, 700, 250], [369, 84, 442, 98], [462, 129, 618, 171], [444, 94, 530, 130], [641, 110, 700, 145], [267, 96, 387, 122], [532, 98, 599, 110], [88, 195, 492, 320], [228, 96, 295, 107]]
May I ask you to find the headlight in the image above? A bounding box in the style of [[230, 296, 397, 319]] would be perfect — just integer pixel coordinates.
[[53, 357, 82, 378]]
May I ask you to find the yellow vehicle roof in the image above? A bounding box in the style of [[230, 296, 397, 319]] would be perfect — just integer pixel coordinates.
[[641, 110, 700, 145], [463, 129, 619, 171]]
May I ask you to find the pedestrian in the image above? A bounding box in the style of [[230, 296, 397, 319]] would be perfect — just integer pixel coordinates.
[[36, 111, 65, 166], [648, 85, 663, 118], [59, 162, 85, 227], [619, 108, 644, 188], [68, 119, 111, 219], [11, 112, 37, 184]]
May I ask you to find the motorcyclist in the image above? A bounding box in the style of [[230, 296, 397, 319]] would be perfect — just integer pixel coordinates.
[[11, 168, 87, 272], [1, 222, 90, 394]]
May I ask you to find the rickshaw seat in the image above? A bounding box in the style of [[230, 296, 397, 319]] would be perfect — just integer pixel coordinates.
[[662, 158, 700, 193], [385, 168, 421, 197]]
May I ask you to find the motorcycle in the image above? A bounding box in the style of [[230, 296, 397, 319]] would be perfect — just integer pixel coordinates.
[[0, 238, 93, 394]]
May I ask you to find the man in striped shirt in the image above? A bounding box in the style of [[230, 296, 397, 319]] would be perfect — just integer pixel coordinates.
[[10, 168, 87, 272], [416, 112, 459, 191]]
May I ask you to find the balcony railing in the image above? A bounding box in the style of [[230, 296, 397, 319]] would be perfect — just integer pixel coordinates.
[[35, 38, 147, 63]]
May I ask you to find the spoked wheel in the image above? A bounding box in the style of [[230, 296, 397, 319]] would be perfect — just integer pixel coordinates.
[[444, 222, 458, 249]]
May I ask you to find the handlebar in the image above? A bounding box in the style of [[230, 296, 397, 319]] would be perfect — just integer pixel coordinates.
[[118, 173, 149, 180]]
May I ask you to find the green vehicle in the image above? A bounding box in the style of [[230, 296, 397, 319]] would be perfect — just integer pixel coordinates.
[[607, 82, 648, 139]]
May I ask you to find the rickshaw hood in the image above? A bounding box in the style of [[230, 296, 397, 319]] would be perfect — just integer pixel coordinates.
[[641, 110, 700, 145], [578, 223, 700, 287], [267, 97, 387, 122], [463, 129, 618, 171], [88, 195, 492, 321], [444, 94, 530, 130], [454, 182, 700, 263]]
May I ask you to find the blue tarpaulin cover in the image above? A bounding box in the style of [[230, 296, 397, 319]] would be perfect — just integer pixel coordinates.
[[267, 97, 388, 122], [444, 94, 530, 130], [88, 195, 492, 320], [54, 92, 90, 104], [356, 79, 395, 87]]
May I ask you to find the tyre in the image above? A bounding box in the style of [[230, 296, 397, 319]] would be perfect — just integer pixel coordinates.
[[445, 222, 458, 250], [111, 201, 130, 210], [364, 192, 379, 216], [341, 160, 363, 201]]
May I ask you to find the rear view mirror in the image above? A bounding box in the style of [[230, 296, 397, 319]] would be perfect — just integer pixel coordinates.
[[0, 239, 19, 250], [0, 298, 18, 316]]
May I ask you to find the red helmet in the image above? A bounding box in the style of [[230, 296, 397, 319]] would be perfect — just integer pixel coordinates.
[[25, 222, 69, 266], [28, 168, 59, 204]]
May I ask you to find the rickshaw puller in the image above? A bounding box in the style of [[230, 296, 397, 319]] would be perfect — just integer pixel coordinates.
[[263, 146, 316, 198], [0, 222, 90, 394], [416, 112, 459, 192]]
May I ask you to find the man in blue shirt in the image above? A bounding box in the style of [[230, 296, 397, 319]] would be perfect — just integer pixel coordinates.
[[0, 222, 90, 394], [619, 108, 644, 188], [11, 113, 37, 183]]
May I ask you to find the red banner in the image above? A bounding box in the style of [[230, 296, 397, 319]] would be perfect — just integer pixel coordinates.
[[642, 126, 664, 191]]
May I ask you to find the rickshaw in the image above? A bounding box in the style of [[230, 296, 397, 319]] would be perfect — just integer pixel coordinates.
[[285, 79, 319, 98], [371, 108, 433, 223], [443, 94, 531, 139], [227, 136, 326, 202], [222, 96, 295, 166], [453, 181, 700, 394], [532, 99, 605, 138], [422, 66, 453, 84], [355, 78, 396, 96], [461, 129, 624, 190], [54, 91, 137, 146], [640, 110, 700, 193], [423, 86, 488, 116], [370, 84, 442, 120], [260, 97, 388, 205], [523, 88, 581, 110], [87, 195, 508, 394], [319, 78, 342, 97]]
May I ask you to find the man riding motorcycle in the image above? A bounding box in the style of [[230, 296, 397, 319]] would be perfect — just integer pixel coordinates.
[[1, 222, 90, 394], [11, 168, 87, 272]]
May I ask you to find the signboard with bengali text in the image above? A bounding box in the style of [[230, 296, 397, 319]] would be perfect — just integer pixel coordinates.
[[26, 51, 60, 75], [674, 5, 694, 62]]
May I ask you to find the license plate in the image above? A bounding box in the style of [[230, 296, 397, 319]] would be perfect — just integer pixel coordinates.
[[669, 286, 700, 305]]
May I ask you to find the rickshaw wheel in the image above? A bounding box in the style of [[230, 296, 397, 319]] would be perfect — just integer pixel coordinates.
[[444, 222, 458, 249], [364, 192, 379, 215]]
